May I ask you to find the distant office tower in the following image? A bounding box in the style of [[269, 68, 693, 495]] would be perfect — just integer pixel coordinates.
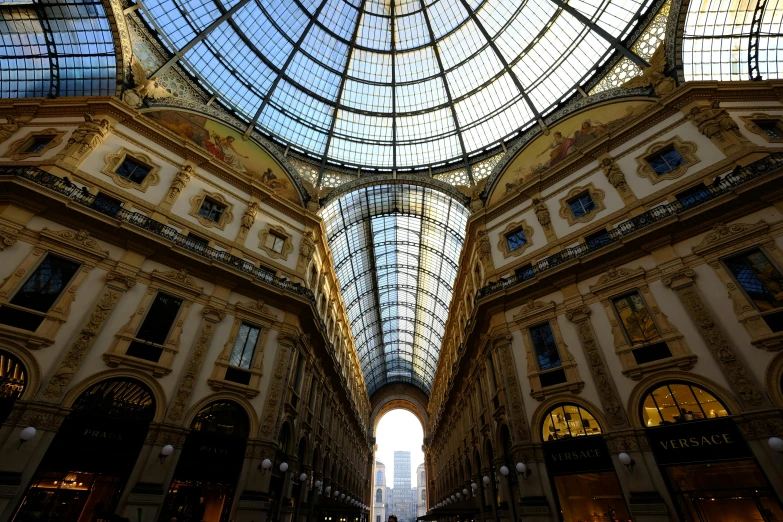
[[391, 452, 416, 522]]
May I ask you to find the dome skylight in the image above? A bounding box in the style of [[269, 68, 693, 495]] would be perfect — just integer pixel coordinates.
[[139, 0, 656, 172]]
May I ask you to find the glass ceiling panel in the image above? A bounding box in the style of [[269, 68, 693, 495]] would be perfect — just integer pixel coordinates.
[[133, 0, 661, 170], [322, 184, 469, 396]]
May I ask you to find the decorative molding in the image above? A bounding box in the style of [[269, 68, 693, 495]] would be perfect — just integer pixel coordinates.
[[2, 128, 66, 160], [589, 266, 646, 294], [166, 315, 222, 423], [740, 113, 783, 143], [258, 223, 294, 261], [498, 220, 534, 259], [151, 268, 204, 296], [240, 201, 261, 234], [40, 285, 126, 401], [188, 189, 235, 230], [60, 114, 113, 164], [691, 221, 770, 258], [0, 116, 22, 143], [165, 164, 193, 204], [685, 101, 744, 143], [558, 183, 607, 226], [0, 227, 19, 250], [39, 228, 110, 261], [565, 305, 629, 428], [664, 275, 768, 410], [100, 147, 161, 192], [236, 299, 276, 321], [496, 339, 531, 442], [260, 343, 291, 437], [635, 136, 698, 184]]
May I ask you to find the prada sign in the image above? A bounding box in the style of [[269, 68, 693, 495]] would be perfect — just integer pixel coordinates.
[[646, 418, 753, 466], [543, 435, 614, 475]]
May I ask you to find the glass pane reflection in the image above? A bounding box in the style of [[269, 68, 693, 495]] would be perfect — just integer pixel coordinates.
[[542, 404, 601, 441], [642, 383, 728, 427]]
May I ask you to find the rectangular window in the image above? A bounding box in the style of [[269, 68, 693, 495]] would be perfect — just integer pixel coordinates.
[[23, 135, 55, 154], [528, 322, 562, 371], [568, 191, 595, 218], [756, 119, 783, 139], [612, 292, 662, 345], [265, 232, 286, 253], [90, 192, 123, 217], [198, 198, 225, 223], [135, 292, 183, 345], [229, 322, 261, 369], [505, 228, 527, 252], [0, 254, 81, 331], [675, 184, 710, 210], [646, 145, 685, 175], [724, 249, 783, 312], [115, 157, 151, 184]]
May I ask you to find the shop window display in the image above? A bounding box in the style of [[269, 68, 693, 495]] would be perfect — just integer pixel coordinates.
[[541, 404, 601, 441], [641, 382, 728, 427]]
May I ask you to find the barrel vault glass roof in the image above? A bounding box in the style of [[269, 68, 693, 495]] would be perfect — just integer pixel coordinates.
[[322, 184, 469, 396], [137, 0, 659, 171]]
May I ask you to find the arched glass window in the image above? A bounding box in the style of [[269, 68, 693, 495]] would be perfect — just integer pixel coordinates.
[[376, 470, 383, 484], [642, 382, 729, 426], [0, 350, 26, 424], [376, 488, 382, 503], [72, 377, 155, 422], [420, 471, 425, 484], [191, 400, 249, 438], [421, 489, 426, 501], [542, 404, 601, 441]]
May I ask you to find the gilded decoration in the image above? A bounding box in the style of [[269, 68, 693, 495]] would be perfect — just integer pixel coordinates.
[[0, 226, 19, 250], [258, 224, 294, 261], [692, 221, 783, 352], [100, 147, 161, 192], [620, 44, 675, 96], [165, 164, 193, 204], [2, 129, 66, 161], [260, 342, 291, 437], [740, 113, 783, 144], [558, 183, 606, 225], [662, 270, 767, 410], [498, 220, 534, 259], [60, 114, 113, 164], [635, 136, 699, 184], [685, 101, 742, 141], [565, 305, 628, 428], [188, 189, 235, 230], [166, 309, 224, 423], [0, 116, 22, 143], [122, 55, 172, 109]]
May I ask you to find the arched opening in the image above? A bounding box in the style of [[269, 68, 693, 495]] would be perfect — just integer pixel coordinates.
[[160, 400, 250, 522], [0, 349, 26, 424], [538, 402, 630, 522], [640, 381, 783, 520], [13, 378, 155, 522], [373, 409, 425, 522]]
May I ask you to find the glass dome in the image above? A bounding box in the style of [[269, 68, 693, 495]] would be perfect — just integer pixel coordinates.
[[139, 0, 656, 171]]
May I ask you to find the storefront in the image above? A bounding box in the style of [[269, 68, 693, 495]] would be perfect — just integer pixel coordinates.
[[159, 400, 249, 522], [13, 378, 156, 522], [541, 404, 631, 522], [642, 381, 783, 522], [0, 349, 27, 424]]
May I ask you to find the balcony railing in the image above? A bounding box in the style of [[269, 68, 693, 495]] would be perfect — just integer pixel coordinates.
[[477, 152, 783, 299], [1, 165, 315, 300]]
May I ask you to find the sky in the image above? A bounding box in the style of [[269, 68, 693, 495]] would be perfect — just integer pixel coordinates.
[[375, 409, 424, 488]]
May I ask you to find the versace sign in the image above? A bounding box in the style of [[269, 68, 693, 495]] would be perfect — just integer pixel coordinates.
[[543, 435, 615, 475], [646, 418, 753, 466]]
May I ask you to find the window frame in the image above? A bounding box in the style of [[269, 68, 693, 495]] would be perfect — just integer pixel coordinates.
[[189, 190, 235, 230], [640, 381, 730, 427], [635, 136, 699, 184], [498, 220, 534, 258], [259, 224, 294, 260], [740, 113, 783, 144], [721, 247, 783, 315], [541, 403, 603, 441], [2, 129, 66, 160], [100, 147, 161, 192], [558, 183, 607, 225]]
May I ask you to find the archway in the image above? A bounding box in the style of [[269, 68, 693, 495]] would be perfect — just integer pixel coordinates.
[[13, 378, 156, 522], [372, 406, 427, 522]]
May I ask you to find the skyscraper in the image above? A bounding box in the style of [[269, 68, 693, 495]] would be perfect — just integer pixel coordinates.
[[389, 451, 416, 522]]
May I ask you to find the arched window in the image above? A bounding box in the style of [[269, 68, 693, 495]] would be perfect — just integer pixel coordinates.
[[420, 471, 425, 484], [0, 350, 26, 424], [642, 382, 728, 426], [542, 404, 601, 441], [72, 377, 155, 422], [376, 469, 383, 484], [421, 489, 426, 501], [376, 488, 382, 503], [192, 400, 249, 438]]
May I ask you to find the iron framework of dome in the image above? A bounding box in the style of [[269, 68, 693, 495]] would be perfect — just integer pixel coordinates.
[[133, 0, 664, 175], [322, 184, 469, 396]]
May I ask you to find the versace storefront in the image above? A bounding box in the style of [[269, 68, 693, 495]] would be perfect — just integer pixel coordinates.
[[541, 404, 631, 522], [12, 378, 155, 522], [642, 382, 783, 522]]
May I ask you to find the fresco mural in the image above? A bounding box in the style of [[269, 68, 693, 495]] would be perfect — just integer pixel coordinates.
[[488, 100, 655, 205], [144, 110, 302, 205]]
